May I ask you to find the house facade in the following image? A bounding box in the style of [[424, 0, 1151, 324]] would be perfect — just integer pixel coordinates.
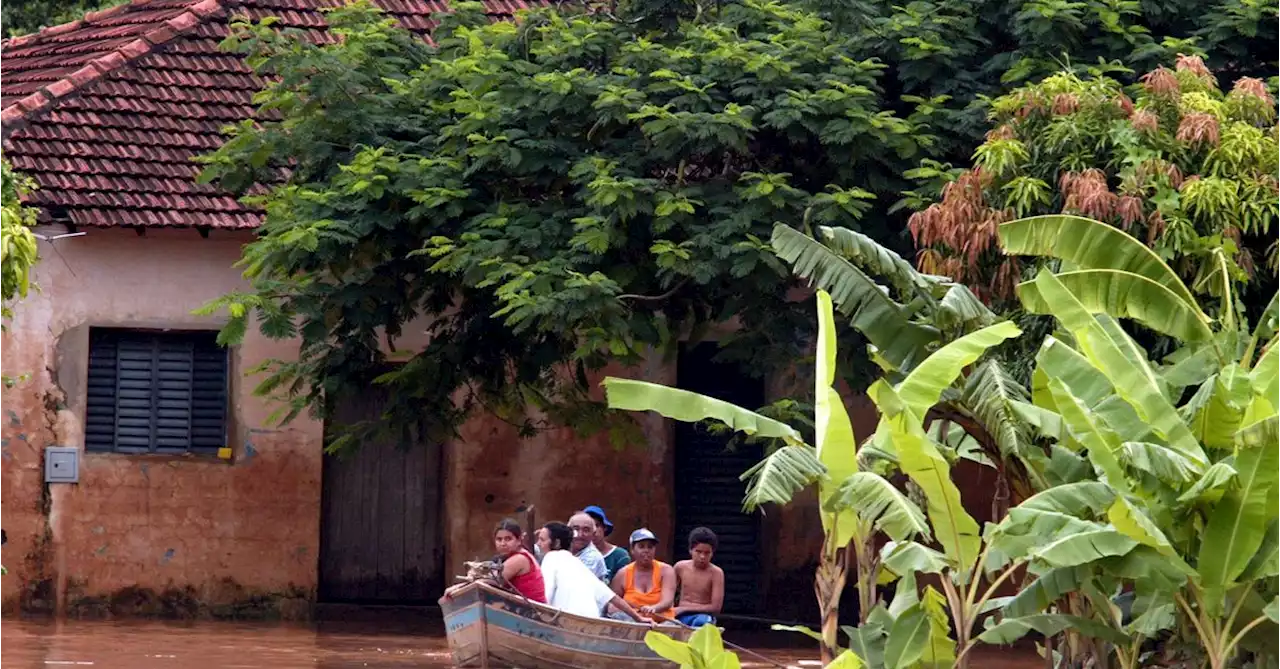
[[1, 0, 1005, 621], [0, 0, 846, 620]]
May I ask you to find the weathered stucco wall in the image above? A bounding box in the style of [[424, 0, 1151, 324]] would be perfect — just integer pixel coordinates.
[[443, 358, 678, 573], [1, 227, 323, 618]]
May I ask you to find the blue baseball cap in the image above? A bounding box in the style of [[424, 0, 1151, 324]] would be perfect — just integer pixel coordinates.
[[583, 505, 614, 536], [629, 528, 658, 546]]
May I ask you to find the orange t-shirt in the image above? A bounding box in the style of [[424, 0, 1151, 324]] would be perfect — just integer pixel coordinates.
[[622, 561, 667, 608]]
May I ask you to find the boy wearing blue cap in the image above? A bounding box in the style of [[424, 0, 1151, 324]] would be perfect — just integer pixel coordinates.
[[583, 504, 631, 583]]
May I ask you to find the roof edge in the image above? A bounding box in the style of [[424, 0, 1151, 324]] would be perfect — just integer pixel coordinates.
[[1, 0, 226, 140]]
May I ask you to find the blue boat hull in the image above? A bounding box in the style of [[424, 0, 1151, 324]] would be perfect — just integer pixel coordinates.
[[440, 582, 689, 668]]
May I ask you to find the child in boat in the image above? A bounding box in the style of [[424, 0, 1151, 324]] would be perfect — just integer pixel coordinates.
[[536, 521, 651, 622], [672, 527, 724, 628], [610, 528, 676, 620], [444, 518, 545, 603]]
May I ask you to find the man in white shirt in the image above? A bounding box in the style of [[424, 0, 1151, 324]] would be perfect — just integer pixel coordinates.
[[536, 522, 651, 622]]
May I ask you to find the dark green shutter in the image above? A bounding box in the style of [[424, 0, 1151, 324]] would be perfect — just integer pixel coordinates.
[[85, 330, 228, 454]]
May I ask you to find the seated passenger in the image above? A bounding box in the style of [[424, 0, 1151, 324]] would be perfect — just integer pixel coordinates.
[[568, 511, 609, 581], [536, 522, 650, 622], [445, 518, 544, 603], [583, 504, 631, 583], [673, 527, 724, 628], [610, 528, 676, 620]]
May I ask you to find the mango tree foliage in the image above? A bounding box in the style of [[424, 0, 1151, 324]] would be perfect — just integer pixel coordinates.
[[909, 58, 1279, 312], [810, 0, 1277, 161], [196, 0, 935, 446], [982, 215, 1279, 669]]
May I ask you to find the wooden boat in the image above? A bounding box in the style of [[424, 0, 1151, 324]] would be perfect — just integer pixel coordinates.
[[440, 581, 692, 668]]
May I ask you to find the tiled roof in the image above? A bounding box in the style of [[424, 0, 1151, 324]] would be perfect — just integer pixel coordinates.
[[0, 0, 535, 229]]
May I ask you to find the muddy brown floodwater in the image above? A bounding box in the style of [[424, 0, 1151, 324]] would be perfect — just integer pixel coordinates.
[[1, 618, 1043, 668]]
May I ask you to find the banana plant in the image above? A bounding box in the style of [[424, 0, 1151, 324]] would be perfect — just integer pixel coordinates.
[[645, 624, 741, 669], [980, 215, 1280, 669], [605, 288, 1022, 666], [771, 223, 1042, 504]]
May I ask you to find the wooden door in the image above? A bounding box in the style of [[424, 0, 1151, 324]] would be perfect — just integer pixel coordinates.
[[319, 389, 445, 604]]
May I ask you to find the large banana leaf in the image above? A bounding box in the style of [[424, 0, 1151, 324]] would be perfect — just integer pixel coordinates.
[[1013, 481, 1119, 516], [829, 472, 931, 542], [1187, 365, 1253, 449], [772, 224, 939, 372], [1237, 415, 1279, 448], [1175, 462, 1238, 506], [1035, 337, 1153, 444], [895, 320, 1022, 420], [962, 359, 1032, 459], [884, 603, 930, 669], [870, 380, 982, 576], [1047, 378, 1130, 493], [1030, 526, 1141, 568], [741, 445, 826, 511], [1239, 520, 1278, 581], [880, 540, 949, 575], [1198, 441, 1280, 590], [602, 378, 805, 446], [815, 289, 862, 548], [1120, 441, 1199, 486], [997, 214, 1199, 308], [817, 225, 936, 302], [918, 586, 957, 669], [1017, 269, 1213, 343], [977, 613, 1129, 645], [1250, 338, 1278, 394], [1106, 497, 1191, 574], [1028, 270, 1207, 466], [1000, 566, 1088, 618]]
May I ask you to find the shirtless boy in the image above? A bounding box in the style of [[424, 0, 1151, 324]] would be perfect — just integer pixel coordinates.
[[673, 527, 724, 628]]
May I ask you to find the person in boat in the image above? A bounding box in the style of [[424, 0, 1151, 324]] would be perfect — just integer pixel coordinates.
[[444, 518, 545, 603], [536, 521, 652, 623], [609, 528, 676, 620], [583, 504, 631, 583], [568, 511, 609, 581], [672, 527, 724, 628]]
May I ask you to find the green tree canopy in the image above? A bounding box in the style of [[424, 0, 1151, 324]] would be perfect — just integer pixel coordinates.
[[198, 0, 936, 446], [812, 0, 1278, 158]]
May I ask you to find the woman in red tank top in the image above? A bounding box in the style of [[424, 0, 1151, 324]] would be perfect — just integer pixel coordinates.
[[493, 519, 546, 603]]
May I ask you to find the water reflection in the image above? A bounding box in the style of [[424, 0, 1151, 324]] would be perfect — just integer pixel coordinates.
[[1, 618, 1038, 668]]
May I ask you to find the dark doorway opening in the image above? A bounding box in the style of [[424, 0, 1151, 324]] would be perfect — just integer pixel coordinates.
[[675, 342, 765, 615]]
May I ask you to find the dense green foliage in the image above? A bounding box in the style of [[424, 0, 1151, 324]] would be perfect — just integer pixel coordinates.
[[198, 0, 937, 445], [2, 160, 39, 323], [2, 0, 127, 36], [812, 0, 1278, 159]]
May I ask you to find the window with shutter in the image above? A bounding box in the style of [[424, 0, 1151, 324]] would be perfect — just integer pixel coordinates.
[[85, 329, 229, 455]]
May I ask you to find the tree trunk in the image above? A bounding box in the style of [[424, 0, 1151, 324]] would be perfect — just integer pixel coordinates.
[[814, 538, 851, 664]]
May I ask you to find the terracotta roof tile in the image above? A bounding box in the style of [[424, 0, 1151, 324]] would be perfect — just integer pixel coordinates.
[[2, 0, 540, 229]]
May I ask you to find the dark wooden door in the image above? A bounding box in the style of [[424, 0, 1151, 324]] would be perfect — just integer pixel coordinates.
[[675, 342, 764, 614], [319, 389, 444, 604]]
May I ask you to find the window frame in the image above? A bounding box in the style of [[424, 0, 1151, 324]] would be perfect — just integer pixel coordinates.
[[83, 327, 230, 456]]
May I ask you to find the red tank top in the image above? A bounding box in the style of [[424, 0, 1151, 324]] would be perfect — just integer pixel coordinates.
[[506, 549, 546, 603]]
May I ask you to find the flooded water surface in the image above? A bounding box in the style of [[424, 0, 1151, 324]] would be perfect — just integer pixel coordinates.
[[1, 618, 1041, 668]]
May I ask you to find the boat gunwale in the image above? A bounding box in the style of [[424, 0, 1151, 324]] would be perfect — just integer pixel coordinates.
[[441, 581, 692, 641]]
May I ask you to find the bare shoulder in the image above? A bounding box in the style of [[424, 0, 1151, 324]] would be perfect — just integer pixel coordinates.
[[674, 559, 693, 572], [709, 563, 725, 578]]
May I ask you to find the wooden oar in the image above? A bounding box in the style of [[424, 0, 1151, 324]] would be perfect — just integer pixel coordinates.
[[654, 613, 792, 669]]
